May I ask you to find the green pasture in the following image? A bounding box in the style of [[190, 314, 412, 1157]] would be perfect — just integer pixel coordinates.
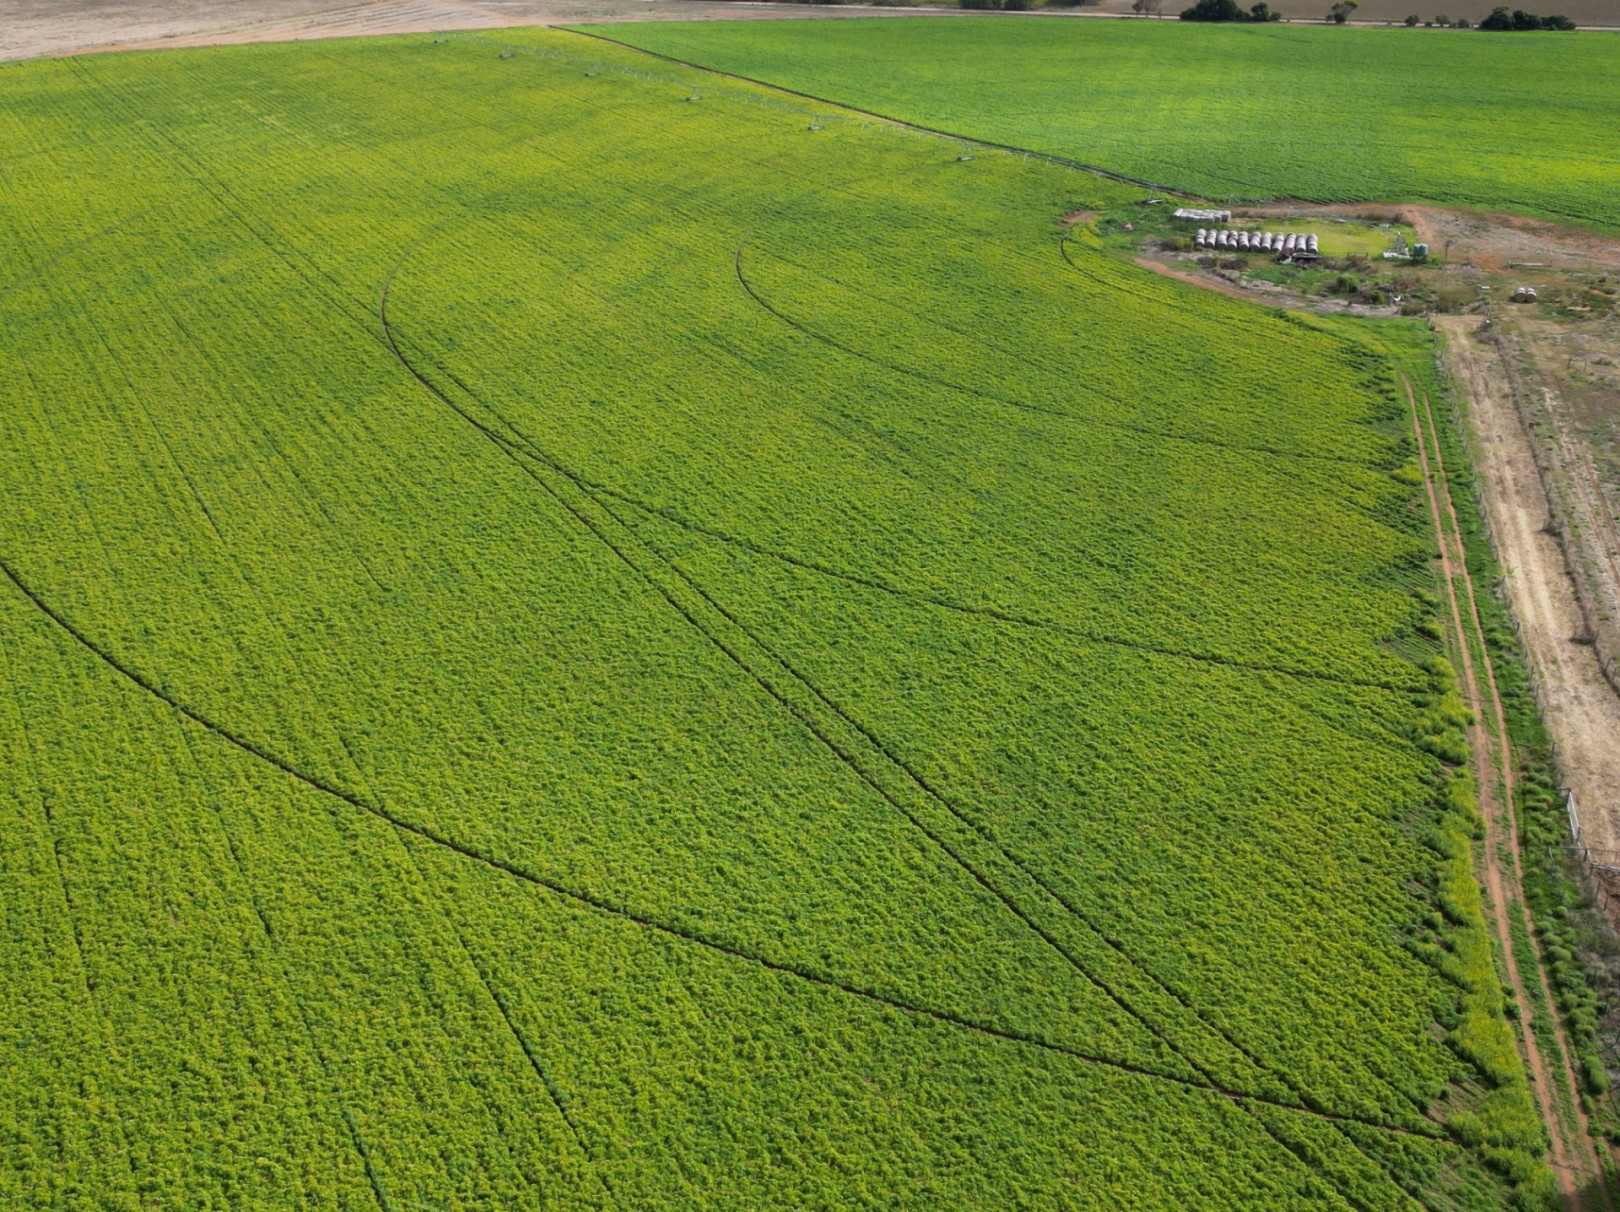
[[594, 17, 1620, 233], [1314, 221, 1418, 257], [0, 27, 1550, 1208]]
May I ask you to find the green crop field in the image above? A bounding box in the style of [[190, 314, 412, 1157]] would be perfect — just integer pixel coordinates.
[[0, 27, 1554, 1210], [594, 18, 1620, 234]]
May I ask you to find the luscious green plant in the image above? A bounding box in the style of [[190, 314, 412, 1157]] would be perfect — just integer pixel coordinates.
[[0, 27, 1553, 1209], [601, 17, 1620, 233]]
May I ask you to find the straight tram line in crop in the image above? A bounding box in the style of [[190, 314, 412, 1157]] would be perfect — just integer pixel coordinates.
[[594, 475, 1422, 698]]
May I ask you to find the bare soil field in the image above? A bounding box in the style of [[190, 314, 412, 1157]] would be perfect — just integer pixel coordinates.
[[7, 0, 1613, 65], [0, 0, 966, 62]]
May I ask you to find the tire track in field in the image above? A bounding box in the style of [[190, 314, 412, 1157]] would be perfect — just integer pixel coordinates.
[[389, 232, 1418, 695], [590, 479, 1423, 695], [317, 726, 618, 1205], [0, 549, 1441, 1146], [578, 469, 1434, 1104], [394, 229, 1433, 1119], [379, 262, 1441, 1212], [384, 207, 1455, 1190], [388, 241, 1418, 1144], [558, 27, 1196, 199], [383, 247, 1443, 1147], [568, 443, 1448, 1193], [136, 279, 393, 596], [756, 230, 1355, 420], [0, 629, 152, 1200], [736, 230, 1381, 471], [59, 50, 1436, 1190], [0, 193, 198, 304], [17, 79, 1438, 1198], [8, 151, 1430, 1212], [58, 54, 1399, 700], [8, 609, 392, 1208], [1056, 235, 1403, 410], [732, 225, 1443, 1074], [43, 46, 1429, 1200], [378, 279, 1223, 1094], [556, 27, 1309, 215]]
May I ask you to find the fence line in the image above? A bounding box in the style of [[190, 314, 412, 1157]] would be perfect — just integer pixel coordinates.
[[1554, 789, 1620, 917]]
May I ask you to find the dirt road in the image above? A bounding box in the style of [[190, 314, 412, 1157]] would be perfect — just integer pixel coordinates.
[[1438, 317, 1620, 864], [1407, 373, 1608, 1207]]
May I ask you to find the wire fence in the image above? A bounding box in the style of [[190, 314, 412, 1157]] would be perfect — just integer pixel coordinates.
[[1556, 788, 1620, 918]]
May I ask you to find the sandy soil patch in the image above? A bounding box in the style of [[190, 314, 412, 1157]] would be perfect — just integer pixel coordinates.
[[1132, 255, 1261, 301], [1409, 206, 1620, 276]]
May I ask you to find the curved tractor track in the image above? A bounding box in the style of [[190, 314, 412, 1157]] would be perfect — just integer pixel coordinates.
[[374, 227, 1519, 1212]]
